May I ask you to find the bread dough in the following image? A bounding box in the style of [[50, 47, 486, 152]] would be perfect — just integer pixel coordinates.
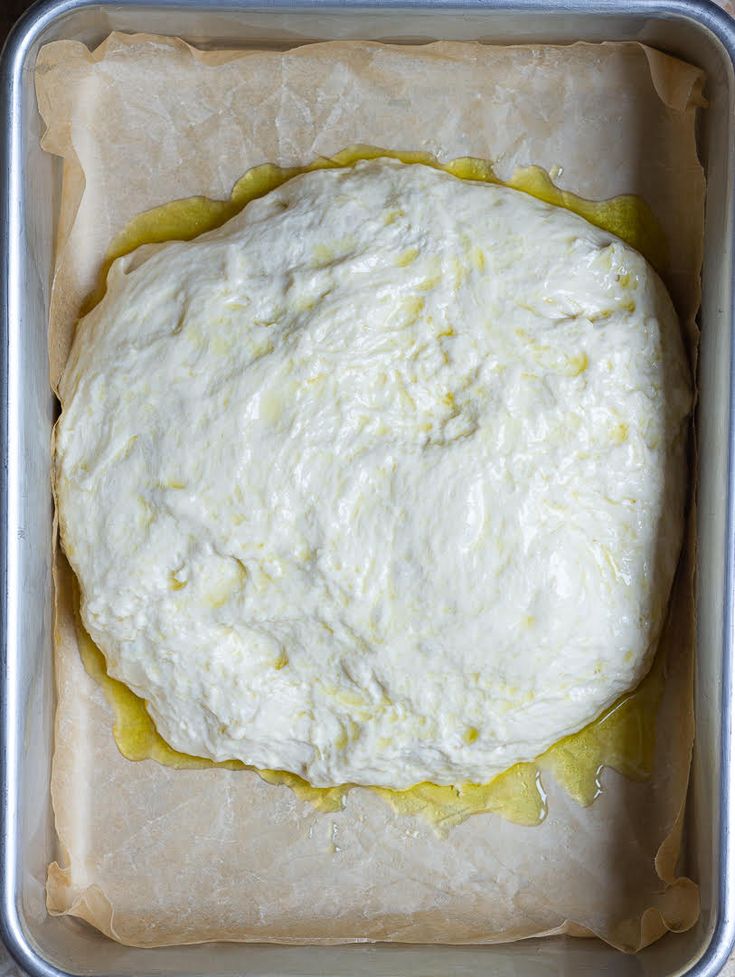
[[55, 159, 691, 789]]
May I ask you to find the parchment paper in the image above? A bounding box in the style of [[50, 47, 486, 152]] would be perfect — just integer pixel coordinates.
[[36, 35, 704, 951]]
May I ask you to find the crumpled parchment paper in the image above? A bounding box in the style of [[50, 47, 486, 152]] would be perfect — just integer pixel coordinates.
[[35, 34, 704, 951]]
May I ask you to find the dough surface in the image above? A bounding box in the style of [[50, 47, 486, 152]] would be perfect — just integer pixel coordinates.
[[56, 159, 691, 789]]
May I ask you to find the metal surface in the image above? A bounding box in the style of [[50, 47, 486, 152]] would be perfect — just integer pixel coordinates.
[[1, 1, 734, 975]]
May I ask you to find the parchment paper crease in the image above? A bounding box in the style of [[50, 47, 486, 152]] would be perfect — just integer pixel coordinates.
[[36, 35, 704, 951]]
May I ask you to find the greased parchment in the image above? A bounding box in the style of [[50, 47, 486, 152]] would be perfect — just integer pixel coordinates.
[[35, 35, 704, 951]]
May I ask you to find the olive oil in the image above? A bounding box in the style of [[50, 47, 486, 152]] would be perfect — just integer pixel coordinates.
[[74, 146, 665, 830]]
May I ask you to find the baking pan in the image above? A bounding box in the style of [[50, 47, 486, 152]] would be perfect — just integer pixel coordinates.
[[1, 1, 734, 975]]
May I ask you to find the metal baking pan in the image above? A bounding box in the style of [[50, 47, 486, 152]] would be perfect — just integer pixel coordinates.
[[1, 0, 734, 975]]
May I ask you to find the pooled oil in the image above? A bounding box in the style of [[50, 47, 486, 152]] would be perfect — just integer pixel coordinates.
[[74, 146, 666, 831]]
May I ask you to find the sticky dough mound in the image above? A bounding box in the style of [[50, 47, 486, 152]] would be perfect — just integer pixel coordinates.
[[56, 159, 691, 789]]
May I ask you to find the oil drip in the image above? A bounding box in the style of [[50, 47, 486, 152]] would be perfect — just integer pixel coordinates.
[[73, 146, 666, 831]]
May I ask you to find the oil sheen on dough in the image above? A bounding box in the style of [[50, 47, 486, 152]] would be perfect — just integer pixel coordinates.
[[56, 156, 690, 792]]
